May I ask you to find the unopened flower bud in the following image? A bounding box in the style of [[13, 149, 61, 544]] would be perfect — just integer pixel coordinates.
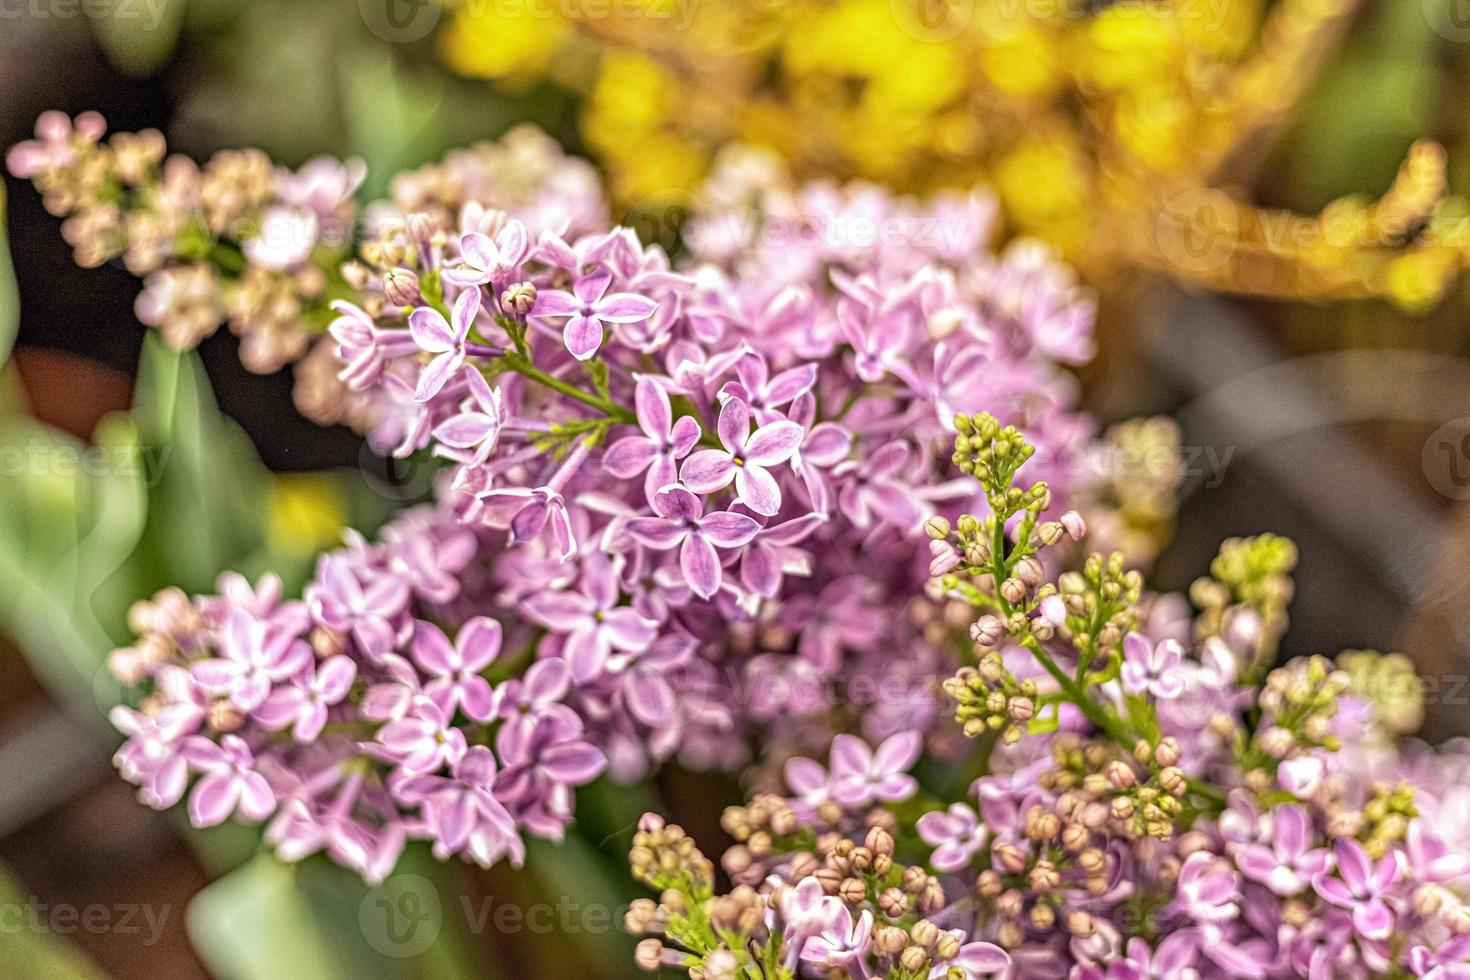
[[500, 281, 537, 315], [1029, 860, 1060, 892], [900, 946, 929, 972], [1414, 884, 1444, 917], [1155, 738, 1180, 767], [1105, 760, 1137, 789], [1447, 901, 1470, 935], [383, 267, 420, 306], [874, 925, 907, 956], [878, 887, 909, 918], [209, 701, 244, 733], [1037, 594, 1067, 629], [1000, 577, 1027, 604], [865, 826, 894, 857], [994, 843, 1029, 873], [1159, 766, 1187, 796], [997, 889, 1024, 917], [839, 877, 866, 903], [1011, 693, 1034, 725], [923, 516, 952, 540], [929, 540, 962, 577], [1065, 910, 1096, 938], [1259, 726, 1295, 758], [1059, 511, 1086, 540], [702, 949, 738, 980], [635, 939, 665, 971], [970, 616, 1004, 647], [910, 919, 939, 948], [405, 212, 432, 244]]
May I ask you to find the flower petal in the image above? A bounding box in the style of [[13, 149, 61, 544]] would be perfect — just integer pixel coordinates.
[[698, 510, 761, 548], [563, 315, 604, 361], [734, 463, 782, 516], [679, 534, 722, 599], [408, 307, 454, 353], [679, 451, 735, 494], [743, 420, 805, 466]]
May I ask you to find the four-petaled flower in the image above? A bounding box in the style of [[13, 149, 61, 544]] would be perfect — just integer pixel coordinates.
[[917, 803, 988, 872], [409, 285, 482, 400], [720, 352, 816, 425], [411, 617, 502, 723], [253, 655, 357, 742], [181, 734, 276, 828], [398, 745, 520, 857], [376, 699, 468, 774], [603, 376, 702, 501], [308, 555, 410, 658], [680, 398, 803, 516], [1313, 837, 1398, 940], [520, 555, 658, 681], [829, 731, 920, 808], [191, 611, 313, 712], [1235, 804, 1334, 896], [433, 368, 505, 465], [533, 270, 657, 361], [442, 222, 529, 288], [625, 486, 760, 599], [1120, 632, 1187, 699]]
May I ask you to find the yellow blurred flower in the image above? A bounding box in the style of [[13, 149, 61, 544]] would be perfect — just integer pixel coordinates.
[[434, 0, 1470, 311], [267, 473, 346, 558]]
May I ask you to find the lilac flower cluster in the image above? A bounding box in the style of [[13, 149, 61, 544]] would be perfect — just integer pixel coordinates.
[[625, 417, 1470, 979], [319, 160, 1102, 771], [6, 112, 605, 378], [88, 119, 1118, 882]]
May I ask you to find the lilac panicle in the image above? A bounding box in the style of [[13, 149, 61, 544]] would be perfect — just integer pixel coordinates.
[[624, 417, 1470, 979]]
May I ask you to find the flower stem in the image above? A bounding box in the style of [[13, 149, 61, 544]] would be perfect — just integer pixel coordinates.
[[503, 355, 636, 423]]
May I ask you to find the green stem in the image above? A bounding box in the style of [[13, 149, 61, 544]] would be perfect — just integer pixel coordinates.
[[503, 356, 635, 423]]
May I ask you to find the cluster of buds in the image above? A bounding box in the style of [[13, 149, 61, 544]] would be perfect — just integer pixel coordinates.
[[627, 808, 1005, 980], [1036, 734, 1190, 843], [628, 814, 716, 897], [8, 112, 363, 370], [1079, 417, 1186, 568], [1238, 655, 1351, 796], [943, 656, 1039, 743], [628, 416, 1470, 978], [1191, 533, 1298, 667], [1337, 649, 1427, 737], [1354, 782, 1420, 859], [1056, 552, 1143, 669]]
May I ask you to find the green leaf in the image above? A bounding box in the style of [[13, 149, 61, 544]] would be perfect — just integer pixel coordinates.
[[1027, 708, 1061, 736], [188, 850, 477, 980], [88, 0, 186, 77], [0, 413, 149, 716], [584, 360, 611, 402], [523, 833, 640, 973], [0, 184, 17, 372], [129, 335, 269, 591]]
